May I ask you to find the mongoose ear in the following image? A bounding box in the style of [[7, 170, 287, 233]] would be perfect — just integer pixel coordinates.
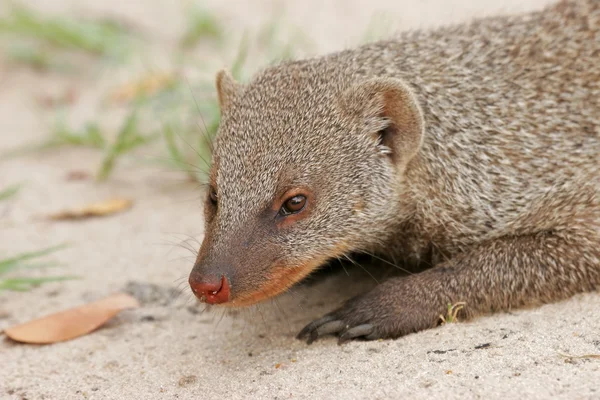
[[215, 70, 241, 112], [340, 78, 424, 165]]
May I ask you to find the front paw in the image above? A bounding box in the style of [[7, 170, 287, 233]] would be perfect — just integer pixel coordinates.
[[297, 278, 446, 344]]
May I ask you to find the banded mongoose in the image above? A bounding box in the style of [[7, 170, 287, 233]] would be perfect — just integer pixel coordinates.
[[188, 0, 599, 344]]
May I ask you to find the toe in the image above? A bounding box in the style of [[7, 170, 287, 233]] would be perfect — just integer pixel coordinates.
[[338, 324, 375, 345], [306, 320, 347, 344], [296, 315, 336, 340]]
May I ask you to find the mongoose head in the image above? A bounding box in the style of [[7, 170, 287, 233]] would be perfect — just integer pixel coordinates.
[[189, 60, 424, 306]]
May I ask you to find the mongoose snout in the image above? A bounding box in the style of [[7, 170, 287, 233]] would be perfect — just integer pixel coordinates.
[[189, 273, 230, 304], [189, 184, 327, 306]]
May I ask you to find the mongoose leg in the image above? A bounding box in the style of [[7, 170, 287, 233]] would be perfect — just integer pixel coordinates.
[[298, 230, 599, 344]]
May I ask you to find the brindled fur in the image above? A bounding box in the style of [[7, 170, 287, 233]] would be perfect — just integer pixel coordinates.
[[192, 0, 599, 342]]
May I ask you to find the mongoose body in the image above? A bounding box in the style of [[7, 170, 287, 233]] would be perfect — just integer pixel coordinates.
[[189, 0, 599, 343]]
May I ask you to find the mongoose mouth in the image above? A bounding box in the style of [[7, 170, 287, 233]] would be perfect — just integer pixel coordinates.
[[193, 257, 328, 308], [230, 266, 314, 307], [225, 243, 353, 307]]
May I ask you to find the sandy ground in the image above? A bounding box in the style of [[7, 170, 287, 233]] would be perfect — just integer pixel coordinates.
[[1, 0, 599, 399]]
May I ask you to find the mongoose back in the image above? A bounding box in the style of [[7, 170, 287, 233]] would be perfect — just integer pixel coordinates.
[[189, 0, 599, 343]]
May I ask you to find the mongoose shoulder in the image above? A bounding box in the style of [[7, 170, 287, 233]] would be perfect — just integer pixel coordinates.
[[189, 0, 599, 343]]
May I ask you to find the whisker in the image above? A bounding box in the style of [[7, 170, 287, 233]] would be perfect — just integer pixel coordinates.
[[255, 302, 270, 335], [185, 75, 215, 154], [167, 255, 196, 264], [174, 124, 212, 170], [157, 239, 198, 257], [214, 308, 228, 331], [335, 256, 350, 276], [167, 232, 202, 247], [361, 251, 414, 275], [343, 254, 379, 284], [137, 153, 209, 176], [272, 296, 293, 333], [173, 275, 189, 285]]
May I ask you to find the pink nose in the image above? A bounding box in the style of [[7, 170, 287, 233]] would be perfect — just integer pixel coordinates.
[[189, 274, 231, 304]]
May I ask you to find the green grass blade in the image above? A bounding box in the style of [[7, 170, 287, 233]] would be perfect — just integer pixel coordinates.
[[180, 7, 222, 48], [0, 6, 131, 57], [0, 276, 77, 292], [121, 132, 159, 153], [0, 183, 22, 201], [96, 111, 159, 180], [162, 124, 186, 164], [96, 111, 137, 180], [51, 122, 106, 148], [115, 111, 139, 148], [0, 244, 68, 276], [83, 123, 106, 148], [231, 31, 250, 81], [12, 262, 63, 270], [6, 44, 53, 70]]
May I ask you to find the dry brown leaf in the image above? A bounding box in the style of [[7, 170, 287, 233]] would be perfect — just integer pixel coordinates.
[[3, 293, 140, 344], [109, 72, 175, 103], [49, 198, 132, 220], [65, 170, 91, 181]]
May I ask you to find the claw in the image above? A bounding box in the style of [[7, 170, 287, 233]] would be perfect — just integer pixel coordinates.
[[296, 315, 335, 340], [305, 320, 346, 344], [316, 320, 347, 336], [338, 324, 375, 345]]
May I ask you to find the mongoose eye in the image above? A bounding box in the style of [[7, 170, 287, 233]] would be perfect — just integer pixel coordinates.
[[280, 195, 307, 216], [208, 187, 218, 206]]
